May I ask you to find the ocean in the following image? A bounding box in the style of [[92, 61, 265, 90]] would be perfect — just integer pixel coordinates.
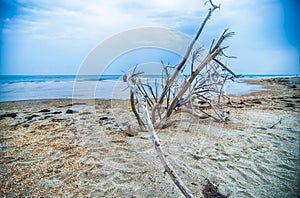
[[0, 74, 297, 102]]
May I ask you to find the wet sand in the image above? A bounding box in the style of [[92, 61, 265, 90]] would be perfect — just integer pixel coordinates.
[[0, 77, 299, 197]]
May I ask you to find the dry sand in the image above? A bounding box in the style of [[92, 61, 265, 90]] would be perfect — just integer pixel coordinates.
[[0, 77, 299, 197]]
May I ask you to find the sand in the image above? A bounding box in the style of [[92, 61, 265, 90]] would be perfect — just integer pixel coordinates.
[[0, 77, 299, 197]]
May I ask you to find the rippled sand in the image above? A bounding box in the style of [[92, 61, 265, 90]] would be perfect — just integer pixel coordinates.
[[0, 78, 299, 197]]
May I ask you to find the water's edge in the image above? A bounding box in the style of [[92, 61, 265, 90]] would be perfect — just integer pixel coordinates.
[[0, 75, 297, 102]]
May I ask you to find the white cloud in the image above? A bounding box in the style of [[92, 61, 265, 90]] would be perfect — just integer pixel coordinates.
[[7, 0, 210, 40], [1, 0, 299, 74], [3, 0, 288, 42]]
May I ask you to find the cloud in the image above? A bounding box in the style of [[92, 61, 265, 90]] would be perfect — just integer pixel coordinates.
[[3, 0, 210, 40], [0, 0, 289, 40], [1, 0, 299, 74], [6, 0, 266, 42]]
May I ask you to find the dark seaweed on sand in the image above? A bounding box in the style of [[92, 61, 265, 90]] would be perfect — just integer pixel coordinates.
[[202, 179, 228, 198]]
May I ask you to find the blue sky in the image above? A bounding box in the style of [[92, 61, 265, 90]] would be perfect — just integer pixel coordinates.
[[0, 0, 299, 75]]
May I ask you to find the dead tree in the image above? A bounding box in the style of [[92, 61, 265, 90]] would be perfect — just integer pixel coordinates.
[[126, 1, 235, 129], [126, 74, 194, 198], [124, 1, 235, 197]]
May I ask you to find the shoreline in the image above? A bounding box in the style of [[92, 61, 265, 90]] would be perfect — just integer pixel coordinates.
[[1, 76, 296, 103], [1, 77, 299, 197]]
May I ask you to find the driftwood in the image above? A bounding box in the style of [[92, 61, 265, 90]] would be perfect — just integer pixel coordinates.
[[126, 74, 194, 198], [127, 0, 235, 129], [151, 0, 222, 128], [124, 1, 235, 197]]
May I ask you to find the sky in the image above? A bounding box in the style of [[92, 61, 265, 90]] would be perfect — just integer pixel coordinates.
[[0, 0, 299, 75]]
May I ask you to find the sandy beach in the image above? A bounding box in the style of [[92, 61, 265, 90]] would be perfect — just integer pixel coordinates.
[[0, 77, 299, 197]]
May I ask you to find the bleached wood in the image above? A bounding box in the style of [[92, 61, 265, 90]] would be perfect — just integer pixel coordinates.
[[126, 75, 194, 198]]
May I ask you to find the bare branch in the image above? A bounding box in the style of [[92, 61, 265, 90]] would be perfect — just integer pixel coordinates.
[[163, 48, 224, 121], [213, 58, 236, 77], [130, 91, 145, 129], [123, 1, 235, 197], [152, 1, 221, 121], [126, 74, 194, 198], [210, 29, 234, 53]]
